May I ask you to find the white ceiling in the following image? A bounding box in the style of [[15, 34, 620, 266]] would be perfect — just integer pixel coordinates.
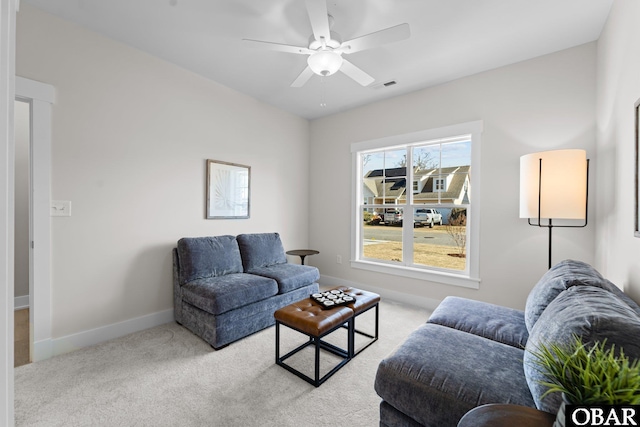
[[22, 0, 613, 120]]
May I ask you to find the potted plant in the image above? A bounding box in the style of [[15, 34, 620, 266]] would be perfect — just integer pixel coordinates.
[[528, 335, 640, 427]]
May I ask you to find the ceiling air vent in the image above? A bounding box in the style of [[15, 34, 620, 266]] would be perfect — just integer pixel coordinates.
[[371, 80, 398, 90]]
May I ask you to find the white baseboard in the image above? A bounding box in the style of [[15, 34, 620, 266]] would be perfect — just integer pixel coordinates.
[[14, 295, 29, 310], [33, 309, 175, 361], [31, 279, 436, 362], [32, 339, 52, 362], [319, 274, 442, 312]]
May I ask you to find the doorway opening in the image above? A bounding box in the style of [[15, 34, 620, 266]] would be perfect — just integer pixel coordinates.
[[15, 76, 54, 363], [14, 99, 30, 367]]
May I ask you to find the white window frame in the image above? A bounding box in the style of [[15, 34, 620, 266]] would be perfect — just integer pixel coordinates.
[[350, 121, 482, 289]]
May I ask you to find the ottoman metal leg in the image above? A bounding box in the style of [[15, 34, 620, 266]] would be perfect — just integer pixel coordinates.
[[351, 302, 379, 357], [275, 318, 354, 387]]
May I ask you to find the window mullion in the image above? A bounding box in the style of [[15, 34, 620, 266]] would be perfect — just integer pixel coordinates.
[[403, 147, 413, 265], [437, 144, 442, 204], [407, 146, 413, 205]]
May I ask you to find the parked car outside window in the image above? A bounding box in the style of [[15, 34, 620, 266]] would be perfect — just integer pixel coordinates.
[[383, 209, 403, 225], [415, 208, 443, 228]]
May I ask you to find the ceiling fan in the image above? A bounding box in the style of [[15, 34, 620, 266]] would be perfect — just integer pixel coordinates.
[[242, 0, 410, 88]]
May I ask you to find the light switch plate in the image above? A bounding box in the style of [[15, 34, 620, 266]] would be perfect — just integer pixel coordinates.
[[51, 200, 71, 217]]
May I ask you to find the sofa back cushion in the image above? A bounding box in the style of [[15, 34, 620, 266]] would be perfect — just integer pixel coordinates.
[[236, 232, 287, 272], [523, 286, 640, 413], [176, 235, 243, 285], [524, 259, 637, 332]]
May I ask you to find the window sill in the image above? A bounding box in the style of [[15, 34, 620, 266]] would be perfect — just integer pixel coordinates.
[[350, 259, 480, 289]]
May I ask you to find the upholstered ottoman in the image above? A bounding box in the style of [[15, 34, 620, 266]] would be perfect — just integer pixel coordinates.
[[331, 286, 380, 356], [274, 299, 354, 387]]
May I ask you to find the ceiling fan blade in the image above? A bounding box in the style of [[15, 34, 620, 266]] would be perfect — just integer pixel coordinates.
[[339, 23, 410, 54], [291, 66, 315, 87], [305, 0, 331, 42], [340, 59, 375, 86], [243, 39, 311, 55]]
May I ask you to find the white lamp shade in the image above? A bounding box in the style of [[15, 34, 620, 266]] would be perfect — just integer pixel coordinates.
[[519, 149, 587, 220], [307, 50, 343, 76]]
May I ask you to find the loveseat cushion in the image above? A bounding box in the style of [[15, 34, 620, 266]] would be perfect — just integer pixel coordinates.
[[181, 273, 278, 315], [428, 296, 528, 348], [177, 235, 243, 285], [236, 233, 287, 271], [524, 286, 640, 413], [375, 323, 534, 427], [524, 259, 634, 332], [248, 263, 319, 294]]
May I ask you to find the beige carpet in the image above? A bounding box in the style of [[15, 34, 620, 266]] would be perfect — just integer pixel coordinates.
[[15, 300, 430, 427]]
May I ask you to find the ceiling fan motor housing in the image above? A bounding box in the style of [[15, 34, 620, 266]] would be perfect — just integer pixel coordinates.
[[307, 29, 343, 76], [308, 31, 342, 50]]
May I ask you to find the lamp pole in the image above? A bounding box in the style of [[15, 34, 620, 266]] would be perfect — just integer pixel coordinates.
[[548, 219, 553, 269]]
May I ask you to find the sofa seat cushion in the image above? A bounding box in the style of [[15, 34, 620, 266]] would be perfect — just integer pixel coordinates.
[[375, 323, 535, 427], [176, 235, 243, 285], [181, 273, 278, 316], [428, 296, 529, 348], [247, 263, 319, 294], [524, 259, 640, 332], [524, 286, 640, 414], [236, 233, 287, 271]]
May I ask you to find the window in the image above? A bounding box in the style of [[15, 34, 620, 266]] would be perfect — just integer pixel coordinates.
[[351, 121, 482, 288]]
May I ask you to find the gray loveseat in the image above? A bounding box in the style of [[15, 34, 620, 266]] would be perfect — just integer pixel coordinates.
[[374, 260, 640, 427], [173, 232, 319, 349]]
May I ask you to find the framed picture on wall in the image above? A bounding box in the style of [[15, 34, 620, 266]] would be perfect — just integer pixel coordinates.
[[635, 98, 640, 237], [206, 159, 250, 219]]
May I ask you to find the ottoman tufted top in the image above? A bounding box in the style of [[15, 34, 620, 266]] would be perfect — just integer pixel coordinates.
[[332, 286, 381, 315], [274, 299, 353, 337]]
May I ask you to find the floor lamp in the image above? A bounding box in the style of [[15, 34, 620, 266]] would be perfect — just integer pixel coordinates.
[[519, 149, 589, 269]]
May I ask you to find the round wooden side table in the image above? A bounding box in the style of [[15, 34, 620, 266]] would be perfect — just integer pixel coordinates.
[[285, 249, 319, 265], [457, 404, 555, 427]]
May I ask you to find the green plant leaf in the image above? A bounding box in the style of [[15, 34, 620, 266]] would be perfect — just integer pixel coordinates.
[[527, 335, 640, 405]]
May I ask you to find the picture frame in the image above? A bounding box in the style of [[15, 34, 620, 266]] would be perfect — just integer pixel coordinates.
[[636, 98, 640, 237], [206, 159, 250, 219]]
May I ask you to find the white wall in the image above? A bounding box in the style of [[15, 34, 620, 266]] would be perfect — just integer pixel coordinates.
[[14, 100, 29, 300], [310, 43, 597, 310], [16, 4, 311, 339], [595, 0, 640, 303]]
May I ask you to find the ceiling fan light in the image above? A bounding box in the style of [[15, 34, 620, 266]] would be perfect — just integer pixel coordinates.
[[307, 50, 343, 76]]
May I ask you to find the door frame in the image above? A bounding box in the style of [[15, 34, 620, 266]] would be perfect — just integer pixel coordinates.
[[16, 76, 54, 362], [1, 0, 18, 423]]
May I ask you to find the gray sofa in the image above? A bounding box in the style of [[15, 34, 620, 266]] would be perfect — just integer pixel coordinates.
[[173, 232, 319, 349], [374, 260, 640, 427]]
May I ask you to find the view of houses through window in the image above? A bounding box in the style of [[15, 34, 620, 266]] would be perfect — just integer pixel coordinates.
[[358, 137, 471, 273]]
